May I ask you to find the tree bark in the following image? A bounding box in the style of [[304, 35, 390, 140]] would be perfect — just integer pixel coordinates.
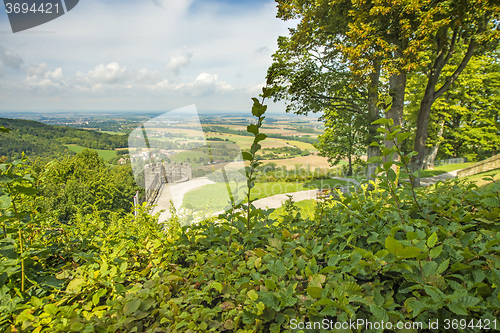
[[347, 154, 353, 176], [423, 119, 445, 169], [384, 71, 407, 165], [366, 61, 381, 179]]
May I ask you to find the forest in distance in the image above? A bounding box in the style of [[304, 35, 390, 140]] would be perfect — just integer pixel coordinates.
[[1, 0, 500, 332]]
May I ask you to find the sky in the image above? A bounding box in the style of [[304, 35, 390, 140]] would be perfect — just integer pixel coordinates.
[[0, 0, 293, 113]]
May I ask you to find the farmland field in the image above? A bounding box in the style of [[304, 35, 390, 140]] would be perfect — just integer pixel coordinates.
[[65, 144, 117, 161]]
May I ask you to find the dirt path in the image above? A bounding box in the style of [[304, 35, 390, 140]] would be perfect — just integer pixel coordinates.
[[150, 177, 215, 222], [419, 169, 461, 186]]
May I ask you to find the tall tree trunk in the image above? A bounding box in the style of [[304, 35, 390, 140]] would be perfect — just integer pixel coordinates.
[[347, 154, 353, 176], [366, 61, 381, 179], [423, 119, 445, 169], [384, 71, 407, 165]]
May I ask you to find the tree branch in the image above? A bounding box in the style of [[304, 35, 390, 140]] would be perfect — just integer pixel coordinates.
[[434, 26, 483, 101], [310, 92, 364, 114]]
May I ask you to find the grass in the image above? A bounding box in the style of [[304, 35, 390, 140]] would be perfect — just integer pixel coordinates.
[[182, 179, 348, 211], [461, 168, 500, 187], [400, 162, 475, 178], [267, 199, 316, 220], [432, 162, 475, 172], [65, 144, 117, 161]]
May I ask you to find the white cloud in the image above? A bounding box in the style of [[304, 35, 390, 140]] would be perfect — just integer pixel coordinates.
[[0, 45, 24, 70], [25, 66, 64, 90], [87, 62, 128, 84], [167, 51, 193, 75]]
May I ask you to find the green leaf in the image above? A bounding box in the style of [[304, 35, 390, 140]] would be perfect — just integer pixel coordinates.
[[313, 298, 335, 306], [242, 152, 253, 161], [211, 282, 223, 293], [123, 298, 141, 315], [406, 231, 418, 240], [422, 261, 438, 278], [387, 168, 397, 182], [396, 132, 410, 143], [66, 278, 85, 294], [31, 296, 43, 308], [247, 290, 258, 301], [264, 279, 276, 291], [43, 304, 58, 316], [369, 304, 388, 322], [252, 103, 267, 117], [472, 270, 485, 283], [247, 124, 259, 135], [13, 185, 37, 195], [383, 161, 393, 170], [447, 303, 468, 316], [0, 195, 11, 209], [455, 296, 480, 307], [367, 156, 382, 164], [306, 286, 322, 299], [436, 258, 449, 274], [255, 133, 267, 143], [398, 246, 421, 258], [0, 127, 11, 133], [267, 260, 286, 276], [372, 118, 388, 125], [427, 232, 438, 248], [262, 87, 272, 98], [385, 236, 403, 254], [429, 245, 443, 258]]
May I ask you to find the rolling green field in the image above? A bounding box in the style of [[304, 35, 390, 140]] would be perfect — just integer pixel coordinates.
[[65, 144, 117, 161]]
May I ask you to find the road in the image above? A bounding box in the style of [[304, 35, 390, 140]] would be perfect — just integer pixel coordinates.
[[150, 177, 215, 222]]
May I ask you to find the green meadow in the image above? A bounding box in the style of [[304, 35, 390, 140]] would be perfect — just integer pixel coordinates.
[[65, 144, 117, 161]]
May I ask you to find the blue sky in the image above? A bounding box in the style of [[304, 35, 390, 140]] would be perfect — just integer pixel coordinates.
[[0, 0, 292, 113]]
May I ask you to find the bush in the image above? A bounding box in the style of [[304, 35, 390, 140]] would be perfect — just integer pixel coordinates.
[[1, 153, 499, 331]]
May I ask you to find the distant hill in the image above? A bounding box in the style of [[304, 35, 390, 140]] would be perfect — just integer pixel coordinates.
[[0, 117, 127, 160]]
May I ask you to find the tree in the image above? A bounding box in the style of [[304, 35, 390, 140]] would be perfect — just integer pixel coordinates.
[[438, 52, 500, 160], [408, 2, 500, 179], [267, 1, 383, 178], [268, 0, 499, 185], [315, 108, 367, 176], [405, 48, 500, 165], [38, 149, 140, 221]]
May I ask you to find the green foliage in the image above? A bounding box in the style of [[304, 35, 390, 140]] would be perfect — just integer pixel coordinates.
[[240, 91, 269, 231], [1, 152, 499, 331], [36, 149, 140, 222], [316, 108, 368, 175], [405, 49, 500, 161]]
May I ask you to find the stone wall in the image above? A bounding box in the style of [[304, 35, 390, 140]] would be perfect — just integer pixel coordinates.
[[143, 162, 192, 204], [457, 154, 500, 177], [163, 162, 192, 183]]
